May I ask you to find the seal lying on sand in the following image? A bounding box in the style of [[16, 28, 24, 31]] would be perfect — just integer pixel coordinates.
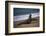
[[15, 14, 32, 25]]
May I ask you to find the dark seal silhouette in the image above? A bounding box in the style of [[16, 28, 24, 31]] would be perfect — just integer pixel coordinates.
[[27, 14, 31, 24], [17, 14, 32, 25]]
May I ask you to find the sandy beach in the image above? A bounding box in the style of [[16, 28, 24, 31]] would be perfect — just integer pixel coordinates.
[[14, 17, 39, 28]]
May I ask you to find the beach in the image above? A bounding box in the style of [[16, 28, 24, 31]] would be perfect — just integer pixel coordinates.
[[14, 17, 39, 28]]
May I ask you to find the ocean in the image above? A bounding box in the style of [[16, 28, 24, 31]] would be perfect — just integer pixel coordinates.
[[14, 13, 39, 21]]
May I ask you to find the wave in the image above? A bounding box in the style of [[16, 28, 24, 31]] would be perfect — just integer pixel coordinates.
[[14, 13, 39, 21]]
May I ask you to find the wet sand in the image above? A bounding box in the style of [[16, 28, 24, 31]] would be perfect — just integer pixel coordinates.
[[14, 17, 39, 28]]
